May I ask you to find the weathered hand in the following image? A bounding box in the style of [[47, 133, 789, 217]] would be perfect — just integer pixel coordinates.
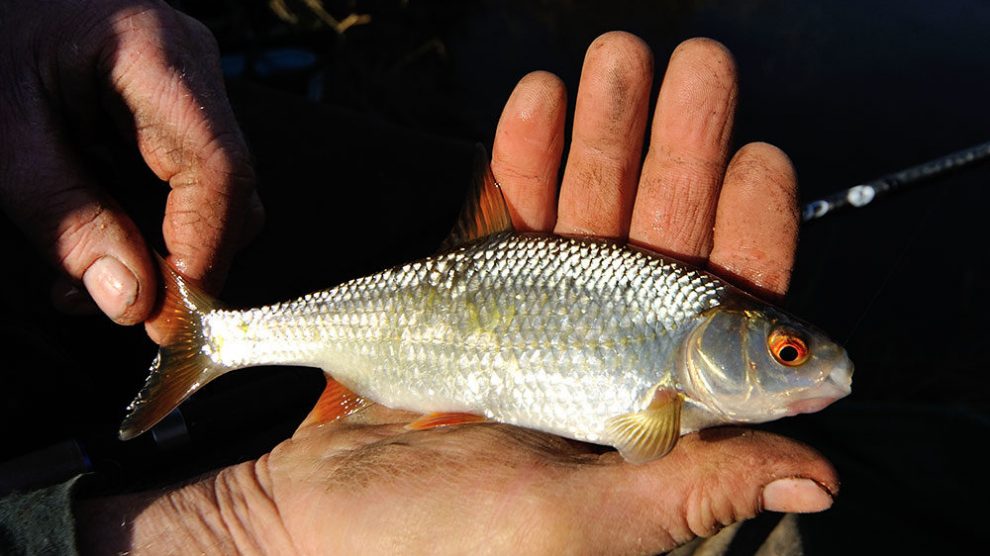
[[0, 0, 262, 329], [493, 33, 797, 299], [79, 33, 837, 555]]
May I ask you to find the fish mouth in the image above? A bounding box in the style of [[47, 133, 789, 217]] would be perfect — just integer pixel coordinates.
[[787, 355, 854, 416]]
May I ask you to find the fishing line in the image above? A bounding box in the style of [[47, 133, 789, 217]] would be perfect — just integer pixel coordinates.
[[801, 140, 990, 222]]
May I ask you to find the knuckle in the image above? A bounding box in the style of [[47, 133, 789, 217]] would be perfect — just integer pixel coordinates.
[[201, 131, 256, 188], [143, 133, 187, 174], [575, 159, 624, 207], [165, 209, 227, 260], [51, 203, 112, 274], [166, 205, 211, 229], [492, 161, 545, 187], [655, 143, 725, 177], [648, 160, 722, 246], [684, 480, 753, 539]]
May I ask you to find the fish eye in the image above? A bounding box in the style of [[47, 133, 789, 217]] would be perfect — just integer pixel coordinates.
[[768, 327, 810, 366]]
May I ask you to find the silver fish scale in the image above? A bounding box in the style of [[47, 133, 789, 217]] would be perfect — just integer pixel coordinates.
[[205, 233, 726, 443]]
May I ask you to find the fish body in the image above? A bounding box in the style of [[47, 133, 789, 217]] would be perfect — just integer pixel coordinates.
[[120, 156, 853, 463], [206, 232, 719, 445]]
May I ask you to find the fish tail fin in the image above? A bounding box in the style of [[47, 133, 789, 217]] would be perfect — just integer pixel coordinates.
[[118, 254, 230, 441]]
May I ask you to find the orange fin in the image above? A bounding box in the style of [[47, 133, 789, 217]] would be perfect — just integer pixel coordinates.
[[405, 412, 488, 431], [299, 377, 371, 428], [439, 144, 514, 250], [119, 253, 228, 441]]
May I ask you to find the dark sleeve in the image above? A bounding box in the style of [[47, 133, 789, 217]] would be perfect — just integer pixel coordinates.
[[0, 475, 89, 556]]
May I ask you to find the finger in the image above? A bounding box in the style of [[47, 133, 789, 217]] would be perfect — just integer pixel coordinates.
[[571, 429, 838, 553], [630, 38, 738, 263], [555, 32, 653, 239], [709, 142, 799, 300], [491, 71, 567, 232], [100, 8, 263, 290], [0, 106, 156, 325]]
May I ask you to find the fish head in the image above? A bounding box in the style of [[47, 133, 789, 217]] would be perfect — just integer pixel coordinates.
[[679, 304, 853, 423]]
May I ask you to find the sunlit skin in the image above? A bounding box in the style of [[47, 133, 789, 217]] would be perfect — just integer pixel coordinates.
[[1, 1, 843, 551]]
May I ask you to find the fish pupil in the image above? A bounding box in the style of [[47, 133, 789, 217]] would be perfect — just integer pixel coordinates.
[[779, 345, 800, 362]]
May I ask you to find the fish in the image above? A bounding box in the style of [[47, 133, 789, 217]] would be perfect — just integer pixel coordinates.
[[119, 150, 853, 463]]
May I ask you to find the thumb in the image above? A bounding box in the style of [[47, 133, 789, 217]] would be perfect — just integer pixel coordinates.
[[0, 98, 155, 325], [575, 428, 839, 552]]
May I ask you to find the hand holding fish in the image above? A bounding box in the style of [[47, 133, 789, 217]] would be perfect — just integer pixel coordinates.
[[79, 33, 846, 555], [0, 0, 263, 327]]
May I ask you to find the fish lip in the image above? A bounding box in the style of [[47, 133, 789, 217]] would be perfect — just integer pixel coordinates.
[[830, 352, 855, 392]]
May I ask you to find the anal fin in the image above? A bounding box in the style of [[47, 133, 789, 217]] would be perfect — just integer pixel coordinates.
[[405, 412, 488, 431], [605, 389, 684, 464], [299, 377, 371, 428]]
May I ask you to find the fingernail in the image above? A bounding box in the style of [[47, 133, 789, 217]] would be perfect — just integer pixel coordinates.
[[83, 256, 138, 321], [762, 478, 833, 513]]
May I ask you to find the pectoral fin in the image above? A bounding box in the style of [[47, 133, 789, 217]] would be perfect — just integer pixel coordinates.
[[605, 389, 684, 464]]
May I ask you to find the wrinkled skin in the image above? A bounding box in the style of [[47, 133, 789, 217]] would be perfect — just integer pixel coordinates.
[[0, 0, 263, 331], [0, 1, 840, 552]]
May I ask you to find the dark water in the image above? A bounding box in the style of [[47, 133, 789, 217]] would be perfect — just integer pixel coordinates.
[[1, 1, 987, 552]]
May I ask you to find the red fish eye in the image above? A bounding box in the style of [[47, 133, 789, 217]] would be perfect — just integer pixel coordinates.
[[768, 329, 810, 366]]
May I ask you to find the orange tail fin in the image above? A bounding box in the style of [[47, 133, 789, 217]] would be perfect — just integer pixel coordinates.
[[118, 255, 230, 441]]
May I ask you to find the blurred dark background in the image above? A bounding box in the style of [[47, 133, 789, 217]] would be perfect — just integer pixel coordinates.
[[1, 0, 988, 553]]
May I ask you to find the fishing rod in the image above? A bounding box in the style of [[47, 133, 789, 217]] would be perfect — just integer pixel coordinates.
[[801, 140, 990, 222]]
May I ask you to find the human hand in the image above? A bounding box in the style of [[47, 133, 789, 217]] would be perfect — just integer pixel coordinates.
[[0, 0, 262, 331], [78, 34, 837, 555]]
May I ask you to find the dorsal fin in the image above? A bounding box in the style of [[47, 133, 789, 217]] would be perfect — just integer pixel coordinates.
[[440, 145, 514, 250]]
